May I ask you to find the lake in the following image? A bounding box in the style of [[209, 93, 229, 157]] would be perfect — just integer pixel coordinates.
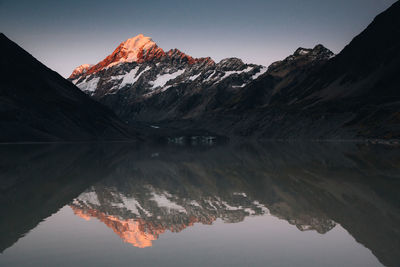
[[0, 142, 399, 267]]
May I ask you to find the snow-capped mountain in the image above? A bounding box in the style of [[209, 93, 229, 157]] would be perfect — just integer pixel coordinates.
[[69, 34, 265, 98], [68, 34, 333, 123]]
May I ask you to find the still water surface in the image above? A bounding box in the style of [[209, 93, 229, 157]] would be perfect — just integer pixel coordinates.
[[0, 142, 399, 267]]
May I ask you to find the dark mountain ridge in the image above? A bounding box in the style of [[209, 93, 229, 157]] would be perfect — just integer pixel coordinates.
[[0, 34, 137, 142], [154, 1, 400, 140]]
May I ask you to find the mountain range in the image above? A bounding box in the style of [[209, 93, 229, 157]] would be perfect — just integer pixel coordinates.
[[68, 1, 400, 140], [0, 1, 399, 142]]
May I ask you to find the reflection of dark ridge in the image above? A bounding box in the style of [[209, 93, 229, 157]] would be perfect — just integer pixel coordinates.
[[0, 142, 399, 266], [0, 144, 134, 253]]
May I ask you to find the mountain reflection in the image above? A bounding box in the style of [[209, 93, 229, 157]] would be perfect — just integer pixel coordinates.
[[69, 184, 269, 248], [69, 176, 334, 248], [0, 142, 399, 266]]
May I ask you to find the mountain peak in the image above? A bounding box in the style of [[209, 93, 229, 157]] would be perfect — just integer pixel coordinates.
[[311, 44, 334, 58], [293, 44, 333, 58], [108, 34, 162, 66], [166, 48, 215, 65], [267, 44, 334, 77], [84, 34, 166, 75], [120, 34, 155, 54], [70, 35, 218, 79], [69, 64, 93, 79], [294, 47, 312, 56]]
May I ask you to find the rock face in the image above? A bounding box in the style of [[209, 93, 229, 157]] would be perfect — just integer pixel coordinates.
[[69, 2, 400, 140], [0, 34, 134, 142]]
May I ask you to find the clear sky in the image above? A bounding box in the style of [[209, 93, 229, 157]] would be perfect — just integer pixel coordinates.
[[0, 0, 397, 77]]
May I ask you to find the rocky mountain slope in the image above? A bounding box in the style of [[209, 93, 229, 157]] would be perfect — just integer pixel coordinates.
[[212, 0, 400, 140], [70, 2, 400, 140], [0, 34, 138, 142]]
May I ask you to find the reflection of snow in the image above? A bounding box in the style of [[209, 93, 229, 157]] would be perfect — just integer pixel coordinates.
[[190, 200, 201, 207], [244, 208, 256, 215], [222, 201, 242, 211], [253, 200, 270, 214], [233, 192, 247, 197], [78, 190, 100, 206], [118, 195, 151, 216], [151, 191, 186, 213]]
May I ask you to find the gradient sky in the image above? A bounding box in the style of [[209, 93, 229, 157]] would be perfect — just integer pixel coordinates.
[[0, 0, 397, 77]]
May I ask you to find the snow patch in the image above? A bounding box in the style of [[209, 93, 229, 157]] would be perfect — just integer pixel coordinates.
[[120, 66, 151, 88], [110, 66, 151, 89], [222, 201, 241, 211], [76, 77, 100, 92], [204, 71, 216, 82], [298, 48, 310, 55], [190, 200, 201, 207], [244, 208, 256, 215], [251, 67, 268, 80], [151, 192, 186, 213], [150, 69, 185, 89], [119, 66, 140, 87], [218, 67, 253, 82], [253, 200, 270, 214], [232, 83, 247, 88], [120, 195, 151, 216], [206, 199, 218, 210], [78, 190, 100, 206], [188, 73, 201, 81]]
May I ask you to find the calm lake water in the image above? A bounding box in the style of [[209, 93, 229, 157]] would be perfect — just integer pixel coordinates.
[[0, 142, 399, 267]]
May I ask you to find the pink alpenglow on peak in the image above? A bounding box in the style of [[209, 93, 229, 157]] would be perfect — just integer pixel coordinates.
[[69, 64, 93, 79], [69, 34, 217, 80], [84, 34, 166, 75]]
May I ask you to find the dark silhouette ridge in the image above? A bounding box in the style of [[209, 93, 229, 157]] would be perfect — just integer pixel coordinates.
[[0, 34, 137, 142]]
